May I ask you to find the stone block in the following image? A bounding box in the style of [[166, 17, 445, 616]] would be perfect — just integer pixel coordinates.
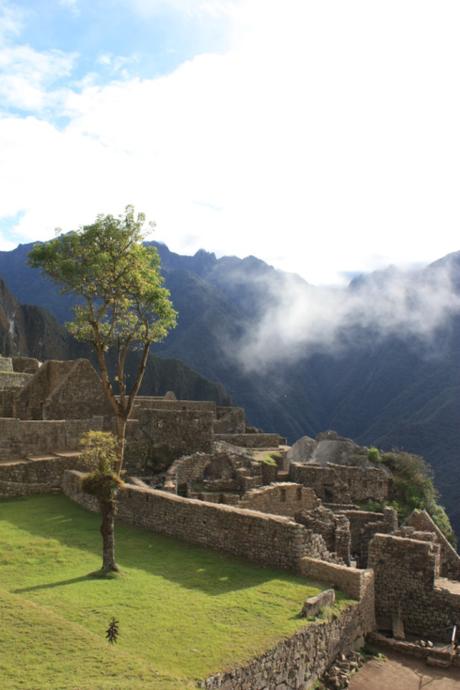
[[301, 589, 336, 618]]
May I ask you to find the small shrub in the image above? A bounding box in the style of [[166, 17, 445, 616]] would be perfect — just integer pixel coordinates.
[[367, 447, 381, 462], [358, 500, 384, 513], [80, 431, 119, 475], [80, 431, 123, 500]]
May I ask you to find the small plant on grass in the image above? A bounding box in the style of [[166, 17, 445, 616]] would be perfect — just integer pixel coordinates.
[[106, 617, 120, 644]]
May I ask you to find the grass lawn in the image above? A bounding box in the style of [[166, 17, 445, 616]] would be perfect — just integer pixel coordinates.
[[0, 494, 351, 689]]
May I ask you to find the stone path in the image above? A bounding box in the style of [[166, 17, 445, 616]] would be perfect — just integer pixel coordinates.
[[348, 651, 460, 690]]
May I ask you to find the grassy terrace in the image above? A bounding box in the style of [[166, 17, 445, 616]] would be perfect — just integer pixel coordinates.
[[0, 495, 350, 689]]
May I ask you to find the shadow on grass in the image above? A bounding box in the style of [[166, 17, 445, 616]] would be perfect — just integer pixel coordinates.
[[1, 494, 313, 597], [14, 574, 96, 593]]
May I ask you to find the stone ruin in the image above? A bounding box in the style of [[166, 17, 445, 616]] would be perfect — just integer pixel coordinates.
[[1, 352, 460, 672], [0, 353, 284, 473]]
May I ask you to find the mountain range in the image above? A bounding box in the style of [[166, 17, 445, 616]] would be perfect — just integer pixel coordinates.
[[0, 241, 458, 534]]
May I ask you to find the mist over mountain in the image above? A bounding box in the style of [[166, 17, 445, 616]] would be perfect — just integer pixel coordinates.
[[0, 241, 459, 533]]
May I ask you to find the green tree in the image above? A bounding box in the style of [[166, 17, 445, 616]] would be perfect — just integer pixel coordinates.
[[29, 206, 177, 573]]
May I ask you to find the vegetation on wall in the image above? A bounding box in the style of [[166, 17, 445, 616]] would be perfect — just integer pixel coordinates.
[[366, 447, 456, 546]]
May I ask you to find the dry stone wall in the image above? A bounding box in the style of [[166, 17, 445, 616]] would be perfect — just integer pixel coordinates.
[[0, 455, 90, 496], [11, 356, 40, 374], [214, 406, 246, 434], [215, 433, 285, 448], [202, 570, 375, 690], [368, 533, 460, 641], [15, 360, 74, 419], [296, 507, 351, 565], [0, 418, 103, 459], [15, 359, 112, 420], [0, 371, 32, 390], [43, 359, 113, 419], [132, 398, 217, 414], [298, 557, 374, 602], [237, 483, 319, 517], [0, 389, 16, 416], [340, 507, 398, 567], [290, 462, 390, 504], [406, 509, 460, 580], [125, 409, 214, 473], [63, 470, 318, 571]]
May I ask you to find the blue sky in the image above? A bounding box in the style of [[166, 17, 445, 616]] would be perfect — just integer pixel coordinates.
[[8, 0, 231, 86], [1, 0, 460, 284]]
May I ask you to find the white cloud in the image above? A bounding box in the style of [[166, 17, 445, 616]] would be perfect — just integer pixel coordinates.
[[0, 44, 76, 110], [0, 1, 76, 113], [1, 0, 460, 284], [233, 261, 460, 370]]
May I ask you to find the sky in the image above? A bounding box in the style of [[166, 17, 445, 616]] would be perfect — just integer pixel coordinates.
[[0, 0, 460, 284]]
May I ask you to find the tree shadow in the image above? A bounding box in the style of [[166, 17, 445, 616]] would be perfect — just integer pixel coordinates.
[[14, 574, 96, 593]]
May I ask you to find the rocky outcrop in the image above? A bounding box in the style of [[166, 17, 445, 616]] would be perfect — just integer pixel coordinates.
[[288, 431, 373, 468]]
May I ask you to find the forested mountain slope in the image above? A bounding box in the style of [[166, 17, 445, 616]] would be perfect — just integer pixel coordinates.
[[0, 276, 228, 404]]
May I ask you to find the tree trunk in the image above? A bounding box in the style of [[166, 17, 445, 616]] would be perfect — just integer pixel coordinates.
[[115, 415, 127, 475], [99, 497, 119, 574]]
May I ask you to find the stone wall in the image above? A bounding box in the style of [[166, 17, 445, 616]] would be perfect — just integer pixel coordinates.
[[12, 356, 40, 374], [125, 409, 214, 473], [202, 569, 375, 690], [132, 398, 217, 414], [43, 359, 113, 419], [0, 417, 103, 459], [163, 449, 257, 495], [215, 433, 285, 448], [63, 470, 316, 571], [15, 360, 74, 419], [163, 451, 215, 492], [0, 455, 90, 496], [367, 632, 460, 669], [339, 507, 398, 567], [237, 483, 319, 517], [368, 533, 460, 641], [298, 558, 373, 602], [406, 509, 460, 580], [290, 462, 390, 504], [0, 371, 32, 390], [0, 389, 16, 417], [0, 355, 12, 372], [296, 507, 351, 565], [214, 406, 246, 434], [15, 359, 112, 420]]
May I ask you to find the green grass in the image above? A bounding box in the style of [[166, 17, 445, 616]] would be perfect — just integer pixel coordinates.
[[0, 494, 351, 689]]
